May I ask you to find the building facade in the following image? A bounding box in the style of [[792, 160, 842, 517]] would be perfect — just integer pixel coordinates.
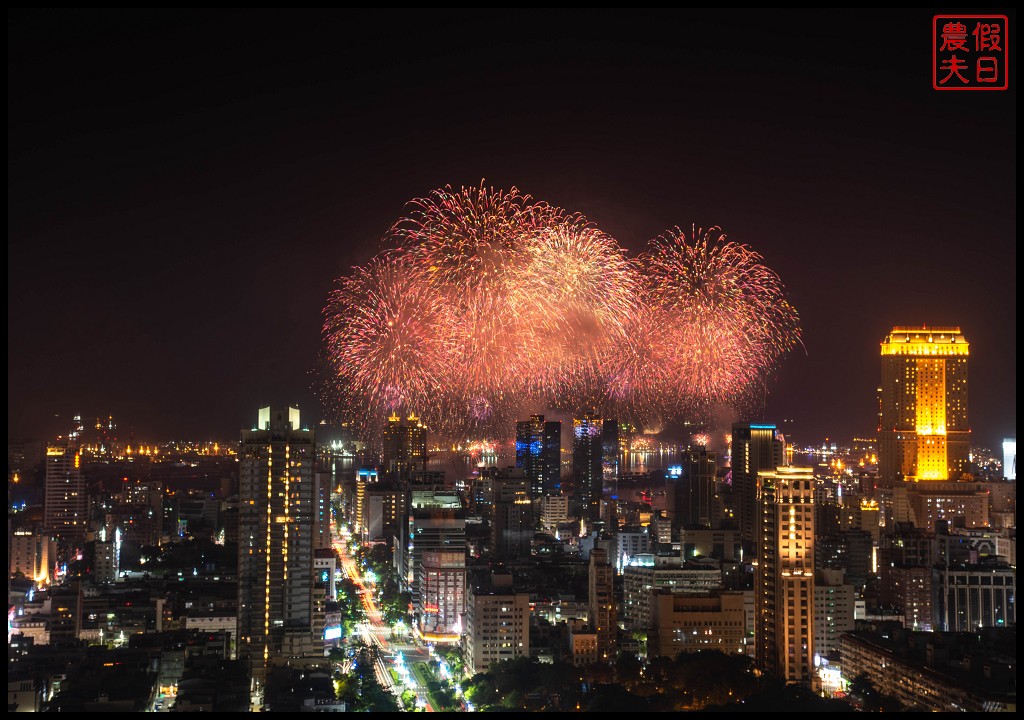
[[755, 466, 815, 683], [463, 574, 529, 675], [44, 440, 87, 543], [237, 406, 318, 675], [879, 326, 969, 485], [573, 413, 604, 523], [382, 413, 427, 481], [732, 423, 784, 550], [515, 415, 561, 498], [588, 547, 616, 662], [648, 591, 747, 659]]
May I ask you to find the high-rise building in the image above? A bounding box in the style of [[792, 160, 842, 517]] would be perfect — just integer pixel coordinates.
[[353, 467, 378, 537], [574, 412, 604, 522], [43, 440, 87, 543], [543, 421, 562, 493], [755, 466, 815, 683], [237, 406, 318, 676], [362, 482, 407, 544], [491, 471, 533, 560], [515, 415, 561, 497], [732, 423, 784, 551], [1002, 438, 1015, 480], [382, 413, 427, 481], [879, 326, 969, 485], [601, 418, 619, 478], [313, 471, 332, 550], [588, 546, 616, 662], [672, 446, 717, 529]]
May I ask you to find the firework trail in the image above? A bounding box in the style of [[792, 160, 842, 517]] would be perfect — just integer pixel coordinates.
[[321, 187, 800, 439]]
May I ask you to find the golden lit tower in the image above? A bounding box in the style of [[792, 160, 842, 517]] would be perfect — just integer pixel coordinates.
[[382, 412, 427, 481], [879, 326, 969, 485]]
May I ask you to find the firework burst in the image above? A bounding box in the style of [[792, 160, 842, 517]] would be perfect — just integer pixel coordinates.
[[322, 254, 454, 426], [643, 225, 801, 410], [321, 188, 801, 439]]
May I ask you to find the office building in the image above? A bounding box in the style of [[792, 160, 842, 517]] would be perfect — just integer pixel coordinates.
[[539, 494, 569, 531], [406, 507, 465, 622], [812, 569, 856, 659], [755, 466, 815, 683], [622, 555, 723, 630], [9, 527, 57, 584], [237, 406, 319, 676], [933, 560, 1015, 631], [353, 466, 378, 538], [879, 326, 969, 485]]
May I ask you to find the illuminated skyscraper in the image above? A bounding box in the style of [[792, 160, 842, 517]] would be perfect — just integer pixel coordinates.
[[573, 412, 604, 522], [382, 412, 427, 481], [43, 439, 86, 543], [515, 414, 561, 497], [879, 326, 969, 485], [732, 423, 785, 550], [755, 466, 815, 683], [237, 406, 318, 677]]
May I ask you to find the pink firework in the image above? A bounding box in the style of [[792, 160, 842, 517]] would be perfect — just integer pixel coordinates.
[[322, 254, 454, 424], [642, 225, 801, 410], [321, 189, 801, 439]]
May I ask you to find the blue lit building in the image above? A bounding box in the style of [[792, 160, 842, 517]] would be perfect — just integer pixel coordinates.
[[515, 414, 561, 497]]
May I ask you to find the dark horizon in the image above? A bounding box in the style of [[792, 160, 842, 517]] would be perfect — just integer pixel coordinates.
[[8, 9, 1016, 449]]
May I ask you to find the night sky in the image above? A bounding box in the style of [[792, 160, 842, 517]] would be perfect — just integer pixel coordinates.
[[8, 9, 1016, 449]]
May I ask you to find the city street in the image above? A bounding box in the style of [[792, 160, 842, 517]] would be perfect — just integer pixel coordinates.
[[333, 524, 437, 711]]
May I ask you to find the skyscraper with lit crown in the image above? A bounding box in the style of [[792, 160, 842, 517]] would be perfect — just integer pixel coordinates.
[[383, 412, 427, 481], [879, 326, 969, 486], [43, 439, 86, 544]]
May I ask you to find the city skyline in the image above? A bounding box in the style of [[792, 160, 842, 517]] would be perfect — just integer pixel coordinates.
[[9, 9, 1016, 449]]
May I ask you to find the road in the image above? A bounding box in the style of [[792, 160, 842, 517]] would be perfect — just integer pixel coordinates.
[[333, 524, 437, 711]]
